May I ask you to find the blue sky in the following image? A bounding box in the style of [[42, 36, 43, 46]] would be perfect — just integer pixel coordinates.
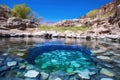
[[0, 0, 113, 22]]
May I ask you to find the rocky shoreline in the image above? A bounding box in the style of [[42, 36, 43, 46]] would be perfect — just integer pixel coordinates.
[[0, 29, 120, 43], [0, 3, 120, 43], [0, 47, 120, 80]]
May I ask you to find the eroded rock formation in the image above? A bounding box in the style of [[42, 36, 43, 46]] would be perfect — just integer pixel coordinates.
[[0, 17, 38, 30], [0, 6, 37, 30], [54, 1, 120, 36], [53, 18, 91, 27], [97, 2, 114, 17], [0, 5, 11, 18]]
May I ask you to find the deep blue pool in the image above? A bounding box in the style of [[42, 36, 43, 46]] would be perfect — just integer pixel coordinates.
[[27, 41, 95, 73]]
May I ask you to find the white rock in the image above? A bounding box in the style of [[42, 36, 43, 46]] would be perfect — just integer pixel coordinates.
[[7, 61, 17, 67], [89, 71, 96, 75], [2, 53, 8, 56], [19, 65, 26, 69], [73, 63, 81, 68], [77, 69, 90, 79], [51, 59, 57, 63], [26, 65, 34, 70], [78, 73, 90, 80], [92, 49, 106, 54], [100, 68, 115, 77], [77, 69, 96, 79], [101, 78, 114, 80], [97, 56, 112, 62], [67, 68, 74, 73], [17, 52, 25, 56], [55, 78, 62, 80], [24, 70, 39, 78]]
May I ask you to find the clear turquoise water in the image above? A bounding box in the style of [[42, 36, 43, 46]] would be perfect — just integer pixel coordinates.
[[0, 38, 120, 78], [34, 50, 95, 73]]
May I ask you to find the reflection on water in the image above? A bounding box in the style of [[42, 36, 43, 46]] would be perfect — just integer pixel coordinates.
[[0, 37, 120, 54]]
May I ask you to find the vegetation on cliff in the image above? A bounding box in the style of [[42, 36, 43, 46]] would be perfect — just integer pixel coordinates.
[[0, 4, 41, 23], [12, 4, 31, 19], [86, 9, 98, 18], [38, 26, 89, 32]]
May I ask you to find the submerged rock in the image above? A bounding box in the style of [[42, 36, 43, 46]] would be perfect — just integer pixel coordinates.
[[67, 68, 74, 73], [24, 70, 39, 78], [97, 56, 112, 62], [17, 52, 25, 57], [7, 61, 17, 67], [33, 48, 94, 73], [100, 68, 115, 77], [77, 73, 90, 79], [48, 71, 67, 80], [71, 61, 81, 68], [54, 78, 62, 80], [77, 69, 96, 80], [101, 78, 114, 80], [2, 53, 9, 56], [40, 72, 49, 80], [26, 65, 34, 70], [92, 49, 107, 54], [0, 65, 10, 72], [51, 59, 58, 63]]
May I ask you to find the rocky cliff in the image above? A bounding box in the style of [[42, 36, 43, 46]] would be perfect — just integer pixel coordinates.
[[53, 18, 91, 27], [0, 5, 11, 18], [54, 2, 115, 27], [0, 5, 37, 30], [114, 0, 120, 9], [97, 2, 114, 17], [53, 1, 120, 37]]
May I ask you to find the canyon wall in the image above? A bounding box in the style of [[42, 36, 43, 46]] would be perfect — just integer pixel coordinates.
[[97, 2, 114, 17]]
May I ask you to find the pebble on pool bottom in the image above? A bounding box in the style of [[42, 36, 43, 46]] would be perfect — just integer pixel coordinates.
[[34, 50, 95, 73], [24, 70, 39, 78]]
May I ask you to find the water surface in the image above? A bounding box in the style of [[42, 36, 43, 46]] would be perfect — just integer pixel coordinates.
[[0, 37, 120, 76]]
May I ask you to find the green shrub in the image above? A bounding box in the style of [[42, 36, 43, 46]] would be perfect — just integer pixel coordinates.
[[12, 4, 31, 19], [86, 9, 98, 18]]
